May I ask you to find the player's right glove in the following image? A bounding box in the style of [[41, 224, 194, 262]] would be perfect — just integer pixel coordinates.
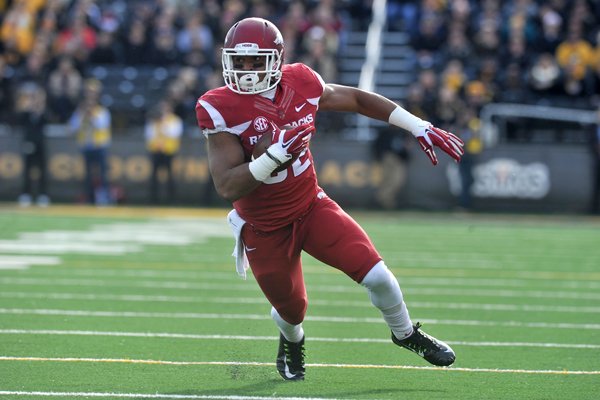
[[265, 122, 314, 166], [413, 123, 464, 165]]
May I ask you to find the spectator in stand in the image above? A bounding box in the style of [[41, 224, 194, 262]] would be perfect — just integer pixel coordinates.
[[464, 80, 491, 114], [13, 45, 49, 85], [472, 1, 502, 59], [559, 62, 593, 107], [403, 83, 431, 122], [70, 0, 103, 31], [47, 56, 82, 122], [590, 32, 600, 106], [410, 15, 445, 69], [167, 66, 201, 124], [456, 106, 483, 211], [148, 9, 180, 65], [247, 0, 274, 21], [497, 62, 531, 104], [434, 86, 465, 130], [176, 10, 214, 65], [0, 1, 38, 60], [0, 55, 11, 122], [307, 0, 343, 53], [278, 1, 310, 63], [501, 34, 529, 69], [477, 57, 500, 102], [440, 25, 474, 66], [527, 52, 562, 103], [570, 0, 596, 37], [500, 0, 538, 47], [88, 30, 121, 64], [534, 5, 563, 54], [449, 0, 472, 26], [53, 15, 97, 64], [372, 126, 411, 210], [145, 100, 183, 205], [555, 26, 594, 84], [218, 0, 247, 41], [200, 0, 224, 40], [555, 24, 595, 105], [440, 59, 467, 99], [300, 25, 338, 83], [68, 79, 112, 205], [416, 68, 439, 118], [37, 0, 69, 38], [122, 19, 149, 65], [15, 81, 50, 208]]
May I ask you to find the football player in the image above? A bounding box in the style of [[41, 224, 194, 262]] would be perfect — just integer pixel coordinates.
[[196, 17, 463, 381]]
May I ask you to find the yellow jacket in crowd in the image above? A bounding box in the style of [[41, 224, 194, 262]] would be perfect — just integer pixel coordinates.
[[68, 104, 111, 149], [145, 112, 183, 156]]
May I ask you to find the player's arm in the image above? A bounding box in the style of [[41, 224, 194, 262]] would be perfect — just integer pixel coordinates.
[[207, 123, 314, 202], [319, 84, 398, 121], [319, 84, 464, 165], [207, 132, 262, 201]]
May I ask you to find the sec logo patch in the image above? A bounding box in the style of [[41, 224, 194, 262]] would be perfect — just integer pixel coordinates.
[[253, 116, 270, 133]]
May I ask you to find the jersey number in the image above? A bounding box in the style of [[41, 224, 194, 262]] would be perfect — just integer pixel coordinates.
[[264, 150, 311, 184]]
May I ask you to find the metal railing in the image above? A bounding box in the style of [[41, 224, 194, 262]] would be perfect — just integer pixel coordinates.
[[480, 103, 597, 147], [354, 0, 387, 141]]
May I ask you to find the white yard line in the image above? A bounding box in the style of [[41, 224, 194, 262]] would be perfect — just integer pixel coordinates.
[[0, 264, 29, 270], [0, 330, 598, 349], [1, 277, 599, 300], [16, 267, 600, 289], [0, 256, 60, 270], [0, 357, 598, 376], [1, 292, 599, 314], [0, 242, 141, 255], [1, 309, 599, 330], [0, 391, 335, 400]]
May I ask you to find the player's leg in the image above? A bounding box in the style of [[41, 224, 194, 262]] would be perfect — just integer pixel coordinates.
[[242, 224, 306, 380], [302, 196, 455, 366], [362, 261, 455, 366], [301, 196, 413, 335]]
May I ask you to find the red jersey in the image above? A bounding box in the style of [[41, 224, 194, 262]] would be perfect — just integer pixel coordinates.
[[196, 63, 325, 231]]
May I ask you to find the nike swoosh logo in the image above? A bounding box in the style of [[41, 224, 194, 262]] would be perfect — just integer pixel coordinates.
[[244, 246, 256, 252], [294, 103, 306, 112], [281, 136, 296, 149]]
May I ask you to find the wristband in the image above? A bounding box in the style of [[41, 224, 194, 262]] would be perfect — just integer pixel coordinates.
[[265, 149, 283, 166], [388, 107, 427, 136], [248, 152, 279, 181]]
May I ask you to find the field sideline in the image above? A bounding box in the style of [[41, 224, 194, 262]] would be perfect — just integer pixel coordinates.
[[0, 204, 599, 400]]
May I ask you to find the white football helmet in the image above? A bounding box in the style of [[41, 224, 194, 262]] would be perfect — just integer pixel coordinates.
[[222, 17, 284, 94]]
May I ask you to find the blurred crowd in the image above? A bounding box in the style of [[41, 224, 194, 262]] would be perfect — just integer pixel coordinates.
[[0, 0, 361, 127], [388, 0, 600, 129], [1, 0, 599, 130], [3, 0, 600, 210], [1, 0, 360, 206], [380, 0, 600, 210]]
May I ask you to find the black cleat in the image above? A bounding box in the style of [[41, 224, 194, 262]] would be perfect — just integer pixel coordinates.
[[392, 322, 456, 366], [276, 333, 305, 381]]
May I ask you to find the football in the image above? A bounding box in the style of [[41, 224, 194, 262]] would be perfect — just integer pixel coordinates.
[[252, 134, 297, 173]]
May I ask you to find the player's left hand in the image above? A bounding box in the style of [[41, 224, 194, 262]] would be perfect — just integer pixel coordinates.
[[267, 122, 314, 165], [414, 124, 464, 165]]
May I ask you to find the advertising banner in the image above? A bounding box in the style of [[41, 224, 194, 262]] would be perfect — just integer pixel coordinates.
[[0, 135, 593, 213]]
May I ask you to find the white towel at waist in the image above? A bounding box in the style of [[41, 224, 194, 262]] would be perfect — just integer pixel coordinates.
[[227, 209, 250, 279]]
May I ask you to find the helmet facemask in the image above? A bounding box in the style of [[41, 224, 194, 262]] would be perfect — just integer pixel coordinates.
[[222, 43, 283, 94]]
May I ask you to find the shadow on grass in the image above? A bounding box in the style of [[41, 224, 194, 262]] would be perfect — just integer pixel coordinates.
[[175, 371, 447, 399]]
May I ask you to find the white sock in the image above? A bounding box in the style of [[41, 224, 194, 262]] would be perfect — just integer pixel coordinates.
[[361, 261, 414, 339], [271, 307, 305, 343]]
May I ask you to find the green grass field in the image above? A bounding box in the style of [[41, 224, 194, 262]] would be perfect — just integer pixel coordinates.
[[0, 205, 599, 400]]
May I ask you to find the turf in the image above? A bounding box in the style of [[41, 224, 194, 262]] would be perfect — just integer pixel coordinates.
[[0, 205, 599, 400]]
